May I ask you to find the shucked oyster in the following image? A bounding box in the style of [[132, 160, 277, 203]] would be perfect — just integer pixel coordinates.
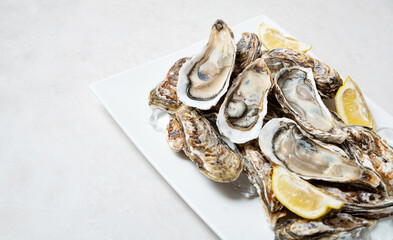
[[240, 142, 286, 227], [177, 19, 236, 110], [166, 107, 242, 182], [259, 118, 382, 190], [149, 57, 189, 113], [217, 58, 272, 143], [274, 67, 347, 144], [262, 48, 343, 98], [232, 32, 262, 79], [275, 213, 375, 240], [343, 125, 393, 196]]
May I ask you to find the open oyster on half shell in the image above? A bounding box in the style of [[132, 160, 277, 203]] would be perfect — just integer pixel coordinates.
[[217, 58, 272, 143], [274, 67, 347, 144], [177, 19, 236, 110], [259, 118, 383, 191]]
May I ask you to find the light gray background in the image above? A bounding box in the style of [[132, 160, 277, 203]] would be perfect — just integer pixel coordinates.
[[1, 0, 393, 239]]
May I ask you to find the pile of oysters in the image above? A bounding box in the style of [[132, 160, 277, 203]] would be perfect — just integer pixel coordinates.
[[148, 19, 393, 239]]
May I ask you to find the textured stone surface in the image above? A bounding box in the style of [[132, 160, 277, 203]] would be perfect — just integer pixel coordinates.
[[0, 0, 392, 239]]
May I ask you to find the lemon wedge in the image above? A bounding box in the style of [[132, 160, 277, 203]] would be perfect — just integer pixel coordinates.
[[258, 23, 312, 52], [335, 76, 376, 130], [272, 166, 343, 219]]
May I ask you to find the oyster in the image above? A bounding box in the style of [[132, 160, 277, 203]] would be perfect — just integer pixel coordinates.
[[166, 107, 242, 182], [262, 48, 343, 98], [259, 118, 382, 189], [275, 213, 375, 240], [177, 19, 236, 110], [318, 185, 393, 219], [343, 125, 393, 195], [217, 59, 272, 143], [240, 142, 286, 226], [149, 57, 189, 113], [274, 67, 347, 144], [232, 32, 262, 79], [166, 116, 184, 152]]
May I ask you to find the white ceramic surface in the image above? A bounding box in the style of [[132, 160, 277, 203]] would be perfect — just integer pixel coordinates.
[[91, 15, 393, 239]]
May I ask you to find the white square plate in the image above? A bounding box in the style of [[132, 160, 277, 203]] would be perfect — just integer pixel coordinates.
[[90, 15, 393, 240]]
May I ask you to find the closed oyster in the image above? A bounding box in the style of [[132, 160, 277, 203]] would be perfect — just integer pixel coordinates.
[[259, 118, 382, 189], [232, 32, 262, 79], [166, 116, 184, 152], [275, 213, 375, 240], [262, 48, 343, 98], [166, 107, 242, 182], [217, 59, 272, 143], [149, 57, 189, 113], [177, 19, 236, 110], [274, 67, 347, 144], [240, 142, 286, 227], [344, 125, 393, 195]]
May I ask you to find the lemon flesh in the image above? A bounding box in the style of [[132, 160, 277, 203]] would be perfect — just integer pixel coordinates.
[[335, 76, 376, 130], [272, 166, 343, 219], [258, 23, 312, 52]]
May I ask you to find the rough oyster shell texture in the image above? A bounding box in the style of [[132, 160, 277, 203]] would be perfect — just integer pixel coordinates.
[[275, 213, 375, 240], [148, 57, 189, 113], [166, 107, 242, 182], [147, 19, 393, 240], [318, 185, 393, 219], [240, 142, 286, 227], [343, 125, 393, 196], [262, 48, 343, 99], [232, 32, 262, 80]]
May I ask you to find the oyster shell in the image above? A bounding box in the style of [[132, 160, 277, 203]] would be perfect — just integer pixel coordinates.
[[149, 57, 189, 113], [177, 19, 236, 110], [166, 107, 242, 182], [343, 125, 393, 196], [275, 213, 375, 240], [274, 67, 347, 144], [240, 142, 286, 227], [217, 58, 272, 143], [259, 118, 382, 189], [318, 185, 393, 219], [232, 32, 262, 79], [262, 48, 343, 98], [166, 116, 184, 152]]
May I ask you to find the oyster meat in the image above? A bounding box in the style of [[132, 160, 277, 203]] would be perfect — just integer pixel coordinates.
[[166, 107, 242, 182], [149, 57, 189, 113], [262, 48, 343, 98], [177, 19, 236, 110], [344, 125, 393, 195], [232, 32, 262, 79], [259, 118, 382, 189], [240, 141, 286, 227], [274, 66, 347, 144], [275, 213, 375, 240], [217, 58, 272, 143]]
